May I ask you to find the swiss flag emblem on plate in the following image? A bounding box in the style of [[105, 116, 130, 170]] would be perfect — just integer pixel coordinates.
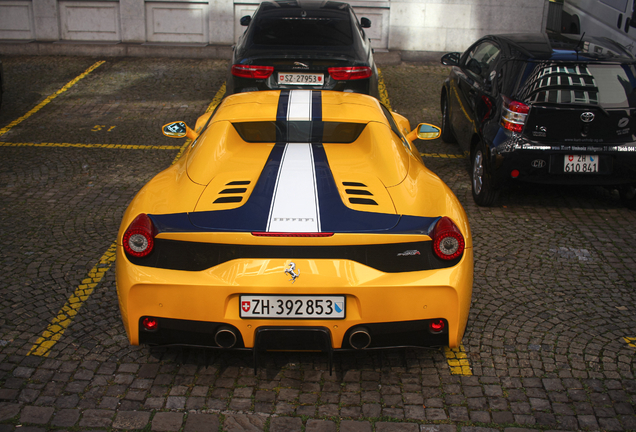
[[241, 301, 251, 312]]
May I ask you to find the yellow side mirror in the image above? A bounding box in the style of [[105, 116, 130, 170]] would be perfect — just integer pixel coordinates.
[[162, 121, 198, 140], [407, 123, 441, 141]]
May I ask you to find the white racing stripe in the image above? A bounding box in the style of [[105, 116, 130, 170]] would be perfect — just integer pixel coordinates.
[[287, 90, 312, 121], [267, 144, 320, 232], [267, 90, 320, 232]]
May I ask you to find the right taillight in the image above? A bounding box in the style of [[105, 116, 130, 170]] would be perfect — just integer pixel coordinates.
[[431, 217, 465, 261], [123, 213, 156, 258], [328, 66, 372, 80], [501, 96, 529, 133], [231, 64, 274, 79]]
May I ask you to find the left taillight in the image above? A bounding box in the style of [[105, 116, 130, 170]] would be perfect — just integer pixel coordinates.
[[328, 66, 372, 80], [501, 96, 529, 133], [123, 213, 156, 258], [231, 64, 274, 79], [431, 217, 465, 261]]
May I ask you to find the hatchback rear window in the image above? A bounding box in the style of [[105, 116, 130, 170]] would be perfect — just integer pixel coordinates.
[[252, 17, 353, 46], [519, 62, 636, 108], [233, 121, 365, 143]]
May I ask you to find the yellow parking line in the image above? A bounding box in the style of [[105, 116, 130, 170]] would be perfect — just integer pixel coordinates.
[[377, 68, 391, 110], [0, 142, 181, 150], [27, 244, 117, 357], [624, 337, 636, 348], [0, 61, 105, 138], [420, 152, 468, 159], [27, 83, 229, 357], [445, 344, 473, 375]]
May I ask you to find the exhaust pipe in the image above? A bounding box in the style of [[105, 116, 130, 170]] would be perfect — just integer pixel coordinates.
[[349, 327, 371, 349], [215, 326, 238, 348]]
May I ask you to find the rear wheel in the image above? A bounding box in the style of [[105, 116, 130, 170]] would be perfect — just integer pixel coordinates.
[[619, 184, 636, 210], [441, 94, 456, 143], [471, 142, 498, 206]]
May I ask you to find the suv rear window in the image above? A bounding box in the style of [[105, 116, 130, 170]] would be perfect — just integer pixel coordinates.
[[519, 62, 636, 108], [252, 17, 353, 46]]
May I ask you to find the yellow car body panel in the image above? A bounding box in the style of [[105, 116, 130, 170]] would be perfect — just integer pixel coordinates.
[[116, 90, 473, 352]]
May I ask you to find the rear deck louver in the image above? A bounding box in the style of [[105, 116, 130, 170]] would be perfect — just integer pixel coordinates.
[[213, 181, 251, 204], [342, 182, 378, 206]]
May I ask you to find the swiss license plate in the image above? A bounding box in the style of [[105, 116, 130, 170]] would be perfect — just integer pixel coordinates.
[[240, 295, 345, 319], [564, 154, 598, 173], [277, 72, 324, 85]]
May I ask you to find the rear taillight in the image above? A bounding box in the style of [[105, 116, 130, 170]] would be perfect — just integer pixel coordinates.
[[501, 96, 529, 133], [431, 217, 465, 261], [429, 319, 445, 333], [142, 317, 159, 331], [231, 65, 274, 79], [123, 213, 156, 258], [328, 66, 372, 80]]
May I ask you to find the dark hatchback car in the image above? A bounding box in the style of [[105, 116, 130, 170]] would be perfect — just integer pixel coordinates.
[[227, 0, 379, 98], [440, 33, 636, 208]]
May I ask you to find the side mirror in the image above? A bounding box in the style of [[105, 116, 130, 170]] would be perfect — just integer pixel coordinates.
[[361, 17, 371, 28], [441, 52, 460, 67], [240, 16, 251, 26], [162, 121, 198, 140], [406, 123, 441, 141]]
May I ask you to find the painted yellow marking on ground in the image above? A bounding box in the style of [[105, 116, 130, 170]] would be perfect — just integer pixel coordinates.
[[0, 61, 105, 138], [172, 83, 227, 165], [421, 152, 468, 159], [28, 244, 117, 357], [0, 142, 181, 150], [377, 68, 391, 110], [206, 82, 226, 113], [445, 344, 473, 375], [624, 337, 636, 348], [28, 83, 229, 357]]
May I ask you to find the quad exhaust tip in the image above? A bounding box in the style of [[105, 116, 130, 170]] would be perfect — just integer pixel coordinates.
[[349, 327, 371, 349], [215, 327, 238, 348]]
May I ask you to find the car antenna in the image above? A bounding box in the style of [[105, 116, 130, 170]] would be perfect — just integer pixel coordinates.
[[575, 32, 586, 53]]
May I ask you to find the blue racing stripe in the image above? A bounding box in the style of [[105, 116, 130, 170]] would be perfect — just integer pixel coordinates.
[[150, 91, 439, 235]]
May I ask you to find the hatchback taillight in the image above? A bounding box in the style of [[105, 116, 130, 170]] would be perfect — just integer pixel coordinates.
[[123, 213, 156, 258], [431, 217, 465, 261], [328, 66, 372, 80], [231, 65, 274, 79], [501, 96, 529, 133]]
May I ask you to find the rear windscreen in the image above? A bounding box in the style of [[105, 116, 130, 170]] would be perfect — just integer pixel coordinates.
[[233, 121, 366, 143], [518, 62, 636, 108], [252, 17, 353, 46]]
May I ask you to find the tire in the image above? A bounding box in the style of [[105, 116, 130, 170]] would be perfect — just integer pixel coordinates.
[[441, 93, 457, 144], [471, 142, 499, 206], [619, 184, 636, 210]]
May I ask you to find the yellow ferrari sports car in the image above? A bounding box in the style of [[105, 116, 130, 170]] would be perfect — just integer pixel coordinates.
[[116, 90, 473, 362]]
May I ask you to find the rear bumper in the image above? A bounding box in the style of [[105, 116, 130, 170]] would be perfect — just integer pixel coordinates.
[[491, 133, 636, 187], [116, 247, 473, 350], [137, 318, 450, 350]]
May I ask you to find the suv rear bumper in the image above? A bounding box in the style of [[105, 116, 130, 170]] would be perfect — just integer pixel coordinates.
[[490, 136, 636, 187]]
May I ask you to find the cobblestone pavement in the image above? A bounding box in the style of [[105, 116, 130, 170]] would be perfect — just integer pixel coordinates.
[[0, 55, 635, 432]]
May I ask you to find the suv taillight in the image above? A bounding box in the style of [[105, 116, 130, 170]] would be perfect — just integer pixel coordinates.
[[431, 217, 465, 261], [501, 96, 529, 133], [123, 214, 156, 258], [231, 65, 274, 79], [328, 66, 372, 80]]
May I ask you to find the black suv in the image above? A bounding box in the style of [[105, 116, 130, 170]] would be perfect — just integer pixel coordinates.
[[227, 0, 379, 98], [440, 33, 636, 208]]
